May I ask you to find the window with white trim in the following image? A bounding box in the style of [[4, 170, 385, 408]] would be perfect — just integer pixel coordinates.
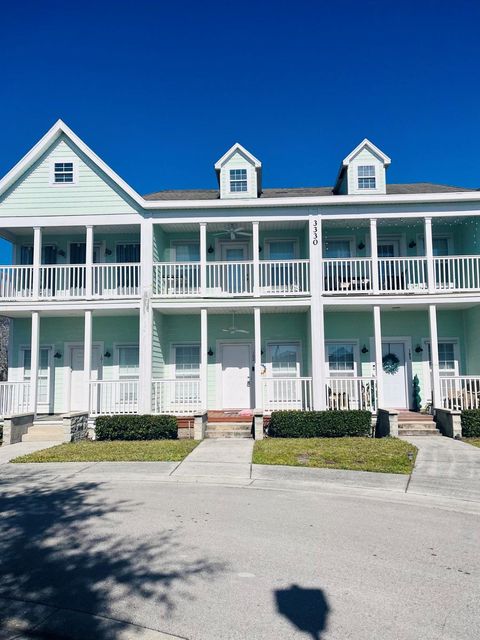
[[174, 345, 200, 378], [173, 242, 200, 262], [427, 341, 458, 375], [229, 169, 248, 192], [324, 240, 352, 258], [357, 165, 376, 189], [268, 343, 300, 378], [53, 162, 74, 183], [118, 346, 139, 378], [266, 240, 297, 260], [327, 343, 356, 376], [22, 348, 50, 404]]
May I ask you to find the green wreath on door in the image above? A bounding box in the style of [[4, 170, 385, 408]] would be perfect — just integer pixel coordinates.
[[382, 353, 400, 375]]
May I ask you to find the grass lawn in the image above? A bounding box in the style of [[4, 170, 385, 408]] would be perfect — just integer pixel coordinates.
[[464, 438, 480, 449], [253, 437, 417, 474], [11, 439, 199, 463]]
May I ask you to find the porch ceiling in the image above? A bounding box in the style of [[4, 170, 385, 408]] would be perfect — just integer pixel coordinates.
[[324, 301, 480, 312], [159, 220, 307, 233], [156, 305, 309, 315], [4, 224, 141, 239]]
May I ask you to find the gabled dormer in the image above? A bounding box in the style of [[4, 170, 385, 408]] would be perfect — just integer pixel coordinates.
[[334, 138, 391, 195], [215, 143, 262, 199]]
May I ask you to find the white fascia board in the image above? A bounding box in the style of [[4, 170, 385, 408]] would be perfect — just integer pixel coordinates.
[[152, 298, 311, 311], [0, 300, 141, 315], [342, 138, 392, 166], [142, 190, 480, 210], [214, 142, 262, 170], [0, 119, 145, 207]]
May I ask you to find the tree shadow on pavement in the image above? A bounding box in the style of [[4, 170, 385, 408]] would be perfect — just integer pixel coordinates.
[[0, 477, 225, 639], [275, 584, 330, 640]]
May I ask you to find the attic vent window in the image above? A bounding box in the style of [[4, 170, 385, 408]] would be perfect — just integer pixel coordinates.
[[54, 162, 74, 183], [230, 169, 248, 192], [358, 165, 376, 189]]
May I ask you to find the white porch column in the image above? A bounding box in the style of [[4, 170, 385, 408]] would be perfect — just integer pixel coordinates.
[[370, 219, 379, 294], [84, 310, 92, 412], [30, 311, 40, 415], [32, 226, 42, 299], [425, 217, 435, 293], [373, 305, 384, 408], [429, 304, 442, 408], [200, 308, 208, 411], [85, 225, 94, 298], [309, 213, 326, 409], [254, 307, 262, 409], [138, 218, 153, 413], [200, 222, 207, 295], [252, 221, 260, 297]]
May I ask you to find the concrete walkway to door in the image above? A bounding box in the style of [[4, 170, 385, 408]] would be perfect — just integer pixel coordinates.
[[401, 435, 480, 502], [171, 439, 254, 483]]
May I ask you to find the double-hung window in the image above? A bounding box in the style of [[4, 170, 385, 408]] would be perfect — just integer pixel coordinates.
[[427, 341, 458, 376], [266, 342, 301, 406], [53, 162, 74, 183], [174, 344, 200, 407], [229, 169, 248, 192], [326, 343, 356, 377], [358, 165, 376, 189], [117, 346, 139, 408]]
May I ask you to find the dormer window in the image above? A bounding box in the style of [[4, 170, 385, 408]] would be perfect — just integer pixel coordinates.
[[358, 165, 376, 189], [230, 169, 248, 192], [53, 162, 74, 184]]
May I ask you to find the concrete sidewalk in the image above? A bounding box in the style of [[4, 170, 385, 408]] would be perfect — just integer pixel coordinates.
[[171, 438, 254, 481], [401, 435, 480, 501], [0, 441, 59, 465]]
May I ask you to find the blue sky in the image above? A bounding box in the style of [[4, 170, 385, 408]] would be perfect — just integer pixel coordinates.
[[1, 0, 479, 197]]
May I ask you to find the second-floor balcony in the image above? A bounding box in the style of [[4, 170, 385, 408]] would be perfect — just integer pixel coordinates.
[[0, 263, 141, 300], [152, 259, 311, 297]]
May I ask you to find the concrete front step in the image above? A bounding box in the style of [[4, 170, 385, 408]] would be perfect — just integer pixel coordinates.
[[398, 425, 440, 436], [205, 423, 252, 439], [22, 425, 64, 442]]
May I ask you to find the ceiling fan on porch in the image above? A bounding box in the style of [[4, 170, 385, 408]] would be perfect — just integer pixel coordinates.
[[213, 223, 252, 240], [222, 312, 249, 335]]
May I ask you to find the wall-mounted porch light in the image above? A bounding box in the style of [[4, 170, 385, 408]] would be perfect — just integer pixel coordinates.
[[54, 352, 62, 359], [208, 245, 214, 254], [58, 249, 66, 258], [105, 248, 112, 256], [408, 240, 417, 249], [414, 345, 424, 353], [358, 241, 365, 250], [207, 347, 214, 357], [361, 345, 369, 354], [104, 351, 111, 358]]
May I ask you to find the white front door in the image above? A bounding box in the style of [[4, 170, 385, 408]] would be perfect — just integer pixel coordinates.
[[70, 346, 101, 411], [221, 343, 252, 409], [382, 342, 408, 408]]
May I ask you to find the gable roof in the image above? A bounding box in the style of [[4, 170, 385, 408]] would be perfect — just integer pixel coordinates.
[[0, 119, 144, 206], [342, 138, 391, 166], [214, 143, 262, 171]]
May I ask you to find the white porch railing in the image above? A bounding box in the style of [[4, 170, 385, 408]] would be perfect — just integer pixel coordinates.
[[89, 379, 139, 416], [0, 381, 31, 417], [206, 261, 253, 296], [152, 379, 201, 415], [323, 258, 372, 294], [153, 263, 200, 297], [378, 258, 428, 293], [0, 266, 34, 299], [263, 377, 313, 411], [434, 256, 480, 291], [39, 265, 86, 298], [259, 260, 310, 295], [326, 377, 377, 412], [440, 376, 480, 410], [93, 263, 140, 297]]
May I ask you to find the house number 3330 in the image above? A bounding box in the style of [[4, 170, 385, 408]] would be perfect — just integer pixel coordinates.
[[312, 219, 319, 245]]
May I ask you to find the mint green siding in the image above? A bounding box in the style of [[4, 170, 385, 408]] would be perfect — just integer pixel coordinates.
[[0, 135, 138, 216]]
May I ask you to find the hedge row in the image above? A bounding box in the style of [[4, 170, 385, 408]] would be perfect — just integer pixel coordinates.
[[461, 410, 480, 437], [267, 410, 372, 438], [95, 415, 178, 441]]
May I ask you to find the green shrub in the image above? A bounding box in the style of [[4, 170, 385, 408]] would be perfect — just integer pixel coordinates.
[[461, 410, 480, 437], [267, 410, 372, 438], [95, 415, 178, 441]]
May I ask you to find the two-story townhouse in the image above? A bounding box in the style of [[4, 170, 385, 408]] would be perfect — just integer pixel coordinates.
[[1, 120, 480, 430]]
